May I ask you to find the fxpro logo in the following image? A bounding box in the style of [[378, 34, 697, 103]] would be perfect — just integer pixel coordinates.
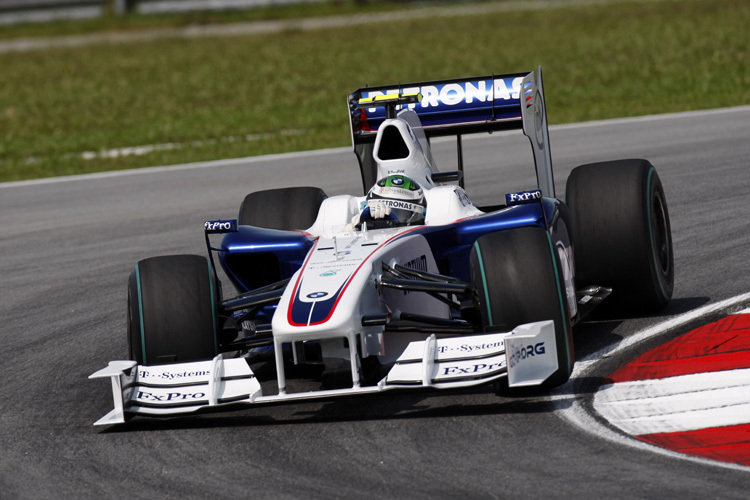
[[365, 77, 524, 110], [204, 219, 237, 233], [441, 362, 504, 376], [507, 190, 542, 203], [508, 342, 546, 369], [136, 391, 206, 402]]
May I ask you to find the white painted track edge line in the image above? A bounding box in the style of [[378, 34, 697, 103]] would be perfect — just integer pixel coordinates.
[[547, 104, 750, 132], [4, 105, 749, 190], [0, 146, 350, 189]]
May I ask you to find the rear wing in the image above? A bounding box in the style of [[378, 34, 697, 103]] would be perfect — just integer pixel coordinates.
[[347, 67, 554, 198]]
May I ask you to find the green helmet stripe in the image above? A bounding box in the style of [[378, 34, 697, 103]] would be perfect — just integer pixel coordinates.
[[381, 175, 418, 190]]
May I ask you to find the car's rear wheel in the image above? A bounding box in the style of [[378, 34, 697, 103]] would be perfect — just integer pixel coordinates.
[[565, 159, 673, 313], [470, 227, 575, 388], [238, 186, 327, 230], [128, 255, 219, 365]]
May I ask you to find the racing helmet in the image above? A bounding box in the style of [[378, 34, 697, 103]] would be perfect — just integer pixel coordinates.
[[362, 175, 426, 228]]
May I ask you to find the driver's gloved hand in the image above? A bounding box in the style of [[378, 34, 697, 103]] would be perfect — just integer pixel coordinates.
[[369, 201, 392, 219]]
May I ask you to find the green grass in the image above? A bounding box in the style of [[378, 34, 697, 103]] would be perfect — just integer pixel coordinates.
[[1, 0, 748, 182]]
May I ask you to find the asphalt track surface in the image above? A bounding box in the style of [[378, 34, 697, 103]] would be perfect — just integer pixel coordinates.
[[2, 106, 749, 499]]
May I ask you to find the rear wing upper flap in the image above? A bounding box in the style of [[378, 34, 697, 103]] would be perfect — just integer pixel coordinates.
[[348, 67, 555, 198], [349, 71, 528, 142]]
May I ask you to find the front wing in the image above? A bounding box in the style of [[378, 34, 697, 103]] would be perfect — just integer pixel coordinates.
[[90, 321, 557, 426]]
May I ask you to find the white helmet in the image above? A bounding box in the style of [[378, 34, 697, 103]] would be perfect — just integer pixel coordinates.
[[361, 175, 426, 228]]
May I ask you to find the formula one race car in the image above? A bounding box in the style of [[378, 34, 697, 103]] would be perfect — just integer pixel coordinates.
[[90, 67, 674, 426]]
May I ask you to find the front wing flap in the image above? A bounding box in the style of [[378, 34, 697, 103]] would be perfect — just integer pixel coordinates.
[[90, 321, 557, 426]]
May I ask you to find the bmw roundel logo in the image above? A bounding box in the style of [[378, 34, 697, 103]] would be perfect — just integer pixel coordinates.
[[306, 291, 328, 299], [392, 177, 404, 185]]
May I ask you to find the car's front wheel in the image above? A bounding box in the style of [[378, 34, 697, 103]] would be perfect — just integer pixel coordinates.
[[128, 255, 219, 365], [470, 227, 575, 388]]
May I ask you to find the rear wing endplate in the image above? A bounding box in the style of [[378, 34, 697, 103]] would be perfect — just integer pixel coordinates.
[[348, 67, 555, 198]]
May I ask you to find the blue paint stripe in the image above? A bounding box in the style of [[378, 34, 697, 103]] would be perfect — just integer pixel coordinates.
[[290, 281, 347, 325]]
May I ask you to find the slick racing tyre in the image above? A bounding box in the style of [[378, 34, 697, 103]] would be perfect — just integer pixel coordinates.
[[470, 227, 575, 388], [128, 255, 219, 365], [238, 186, 327, 230], [565, 159, 673, 313]]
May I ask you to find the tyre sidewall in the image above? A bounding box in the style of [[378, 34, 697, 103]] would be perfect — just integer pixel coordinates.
[[644, 168, 674, 308], [470, 227, 574, 388]]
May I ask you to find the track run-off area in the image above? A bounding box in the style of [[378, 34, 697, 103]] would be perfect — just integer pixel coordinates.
[[2, 106, 749, 498]]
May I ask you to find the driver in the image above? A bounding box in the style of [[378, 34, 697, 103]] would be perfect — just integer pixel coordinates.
[[350, 175, 426, 230]]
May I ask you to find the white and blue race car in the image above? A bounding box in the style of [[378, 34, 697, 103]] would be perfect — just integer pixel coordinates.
[[91, 68, 674, 426]]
